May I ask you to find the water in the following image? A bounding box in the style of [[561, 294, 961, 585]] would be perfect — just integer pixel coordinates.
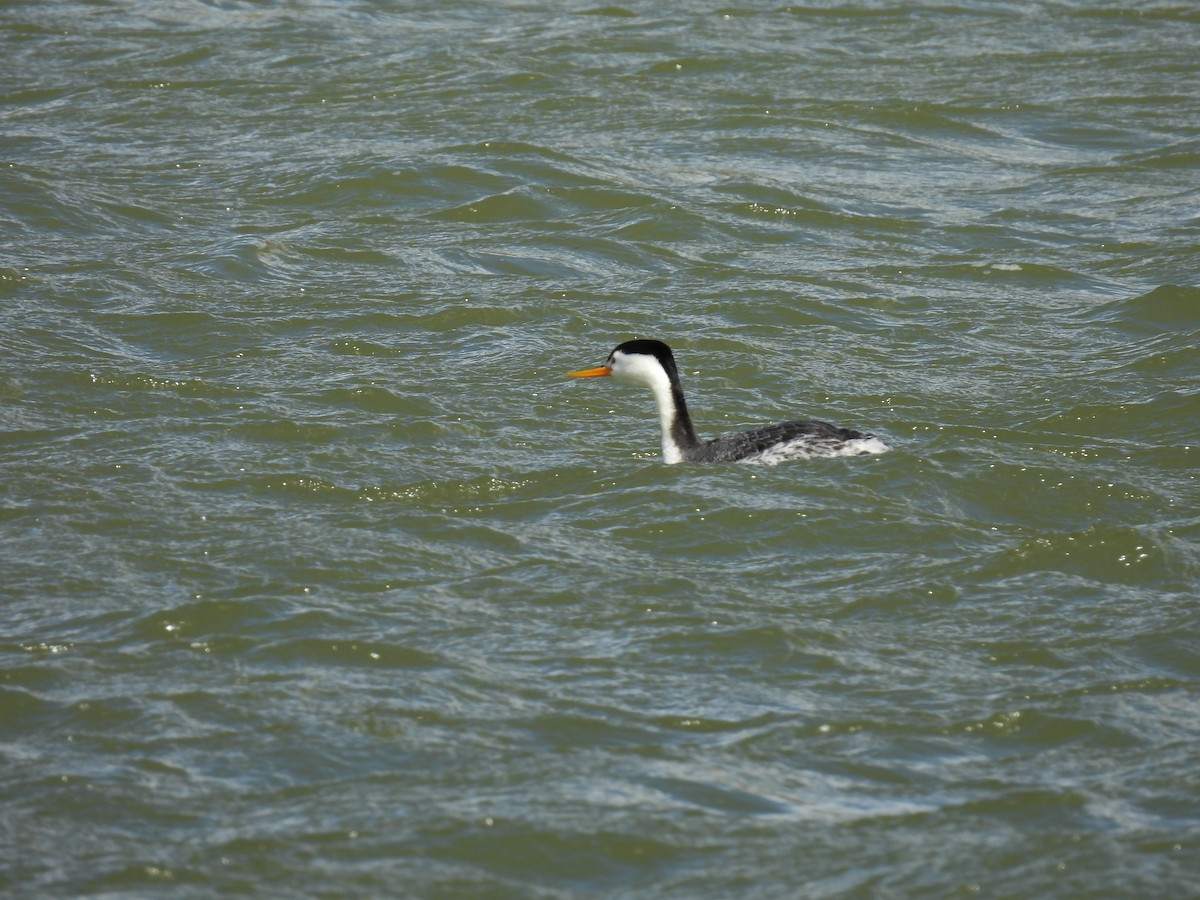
[[2, 1, 1198, 895]]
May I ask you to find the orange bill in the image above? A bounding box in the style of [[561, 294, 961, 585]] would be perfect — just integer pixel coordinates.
[[566, 365, 611, 378]]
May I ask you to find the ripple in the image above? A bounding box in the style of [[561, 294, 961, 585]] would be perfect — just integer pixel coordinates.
[[979, 523, 1182, 588], [1077, 283, 1200, 334], [248, 638, 444, 670]]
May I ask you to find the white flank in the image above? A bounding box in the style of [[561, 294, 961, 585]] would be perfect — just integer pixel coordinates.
[[738, 435, 891, 466]]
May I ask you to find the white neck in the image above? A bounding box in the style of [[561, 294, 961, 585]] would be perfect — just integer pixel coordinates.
[[609, 350, 691, 464], [648, 376, 685, 464]]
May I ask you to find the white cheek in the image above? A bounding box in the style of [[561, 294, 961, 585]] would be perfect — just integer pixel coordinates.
[[611, 355, 660, 388]]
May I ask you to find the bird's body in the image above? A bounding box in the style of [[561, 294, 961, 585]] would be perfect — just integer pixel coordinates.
[[567, 339, 889, 465]]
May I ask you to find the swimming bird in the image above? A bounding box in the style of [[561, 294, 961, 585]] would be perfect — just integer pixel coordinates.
[[567, 339, 889, 465]]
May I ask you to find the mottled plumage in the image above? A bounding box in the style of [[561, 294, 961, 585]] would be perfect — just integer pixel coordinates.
[[688, 419, 880, 464]]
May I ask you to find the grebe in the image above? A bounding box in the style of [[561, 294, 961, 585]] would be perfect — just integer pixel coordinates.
[[567, 339, 889, 465]]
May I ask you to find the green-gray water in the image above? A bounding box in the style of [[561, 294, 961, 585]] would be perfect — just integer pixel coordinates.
[[2, 1, 1198, 896]]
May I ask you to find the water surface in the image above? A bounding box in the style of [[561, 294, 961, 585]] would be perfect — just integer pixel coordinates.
[[2, 1, 1198, 896]]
